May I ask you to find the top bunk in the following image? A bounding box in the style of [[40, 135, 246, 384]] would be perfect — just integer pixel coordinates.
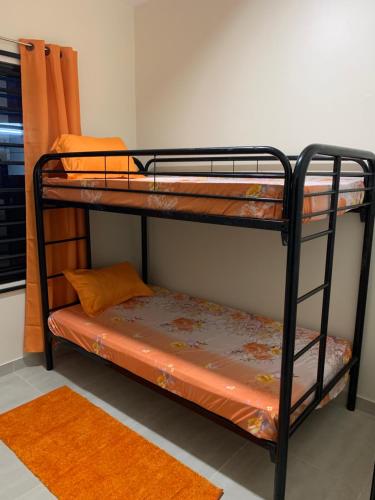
[[34, 143, 375, 235]]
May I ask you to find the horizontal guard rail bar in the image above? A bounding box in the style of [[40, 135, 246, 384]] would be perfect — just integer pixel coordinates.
[[34, 146, 293, 160], [145, 155, 369, 172], [41, 183, 283, 204], [41, 197, 288, 232], [41, 169, 287, 179]]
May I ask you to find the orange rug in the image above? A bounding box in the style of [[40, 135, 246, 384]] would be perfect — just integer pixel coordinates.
[[0, 386, 223, 499]]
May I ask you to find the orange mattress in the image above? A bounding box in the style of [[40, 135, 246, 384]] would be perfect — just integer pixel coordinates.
[[43, 175, 364, 222], [49, 286, 351, 441]]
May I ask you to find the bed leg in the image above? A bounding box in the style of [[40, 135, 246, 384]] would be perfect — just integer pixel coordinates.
[[347, 366, 359, 411], [45, 331, 54, 371], [347, 198, 375, 411], [274, 450, 288, 500], [141, 215, 148, 283]]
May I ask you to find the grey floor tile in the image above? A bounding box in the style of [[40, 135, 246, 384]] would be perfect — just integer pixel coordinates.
[[289, 402, 375, 493], [131, 408, 247, 479], [15, 353, 112, 394], [357, 471, 373, 500], [49, 355, 247, 478], [0, 363, 13, 378], [14, 365, 81, 395], [0, 442, 42, 500], [0, 374, 41, 414], [212, 443, 358, 500], [12, 354, 45, 371], [15, 484, 55, 500]]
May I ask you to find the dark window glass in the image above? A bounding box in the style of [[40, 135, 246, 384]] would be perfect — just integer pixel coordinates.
[[0, 60, 25, 290]]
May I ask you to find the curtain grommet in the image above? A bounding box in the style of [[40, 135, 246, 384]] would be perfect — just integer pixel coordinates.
[[45, 47, 51, 56], [26, 43, 34, 51]]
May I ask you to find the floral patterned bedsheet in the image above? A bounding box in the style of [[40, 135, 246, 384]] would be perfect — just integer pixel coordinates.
[[48, 286, 351, 441], [43, 175, 364, 222]]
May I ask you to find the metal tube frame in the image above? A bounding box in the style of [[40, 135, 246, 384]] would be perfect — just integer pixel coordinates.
[[33, 144, 375, 500]]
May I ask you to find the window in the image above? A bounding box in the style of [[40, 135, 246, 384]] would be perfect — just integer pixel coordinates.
[[0, 56, 25, 293]]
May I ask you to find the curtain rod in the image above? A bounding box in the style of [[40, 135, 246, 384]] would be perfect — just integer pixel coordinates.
[[0, 35, 33, 48], [0, 35, 51, 53]]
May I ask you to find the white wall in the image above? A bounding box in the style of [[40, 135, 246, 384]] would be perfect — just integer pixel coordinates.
[[135, 0, 375, 402], [0, 0, 138, 364]]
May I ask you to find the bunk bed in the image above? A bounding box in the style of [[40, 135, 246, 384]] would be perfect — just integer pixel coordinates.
[[33, 144, 375, 500]]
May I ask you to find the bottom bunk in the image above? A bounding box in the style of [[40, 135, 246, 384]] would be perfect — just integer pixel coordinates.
[[48, 286, 351, 442]]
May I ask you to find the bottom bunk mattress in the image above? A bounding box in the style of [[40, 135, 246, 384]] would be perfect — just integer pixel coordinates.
[[48, 286, 351, 442]]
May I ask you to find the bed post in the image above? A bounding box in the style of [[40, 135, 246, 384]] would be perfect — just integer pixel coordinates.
[[141, 215, 148, 283], [274, 170, 303, 500], [84, 209, 92, 269], [33, 156, 54, 371], [347, 159, 375, 410]]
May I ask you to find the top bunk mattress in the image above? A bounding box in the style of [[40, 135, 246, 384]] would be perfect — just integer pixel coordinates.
[[48, 286, 351, 442], [43, 175, 364, 222]]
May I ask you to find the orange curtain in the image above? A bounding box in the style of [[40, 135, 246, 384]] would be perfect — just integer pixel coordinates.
[[20, 40, 87, 352]]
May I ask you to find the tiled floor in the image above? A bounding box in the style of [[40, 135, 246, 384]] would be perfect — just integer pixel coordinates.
[[0, 349, 374, 500]]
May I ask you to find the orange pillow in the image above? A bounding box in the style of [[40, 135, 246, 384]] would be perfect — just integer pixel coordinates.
[[51, 134, 139, 179], [63, 261, 153, 316]]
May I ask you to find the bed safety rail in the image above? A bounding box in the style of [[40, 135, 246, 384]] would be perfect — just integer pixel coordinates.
[[34, 146, 293, 233]]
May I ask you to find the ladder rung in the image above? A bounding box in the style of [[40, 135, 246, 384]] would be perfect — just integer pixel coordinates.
[[45, 236, 87, 246], [304, 186, 371, 198], [301, 229, 333, 243], [47, 272, 64, 279], [294, 335, 324, 361], [302, 202, 372, 220], [49, 300, 79, 313], [297, 283, 329, 304], [290, 383, 319, 414], [305, 171, 371, 177]]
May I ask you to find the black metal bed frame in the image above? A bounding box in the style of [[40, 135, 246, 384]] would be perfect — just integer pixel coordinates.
[[33, 144, 375, 500]]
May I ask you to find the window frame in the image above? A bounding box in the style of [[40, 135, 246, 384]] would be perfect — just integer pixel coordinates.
[[0, 50, 26, 294]]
